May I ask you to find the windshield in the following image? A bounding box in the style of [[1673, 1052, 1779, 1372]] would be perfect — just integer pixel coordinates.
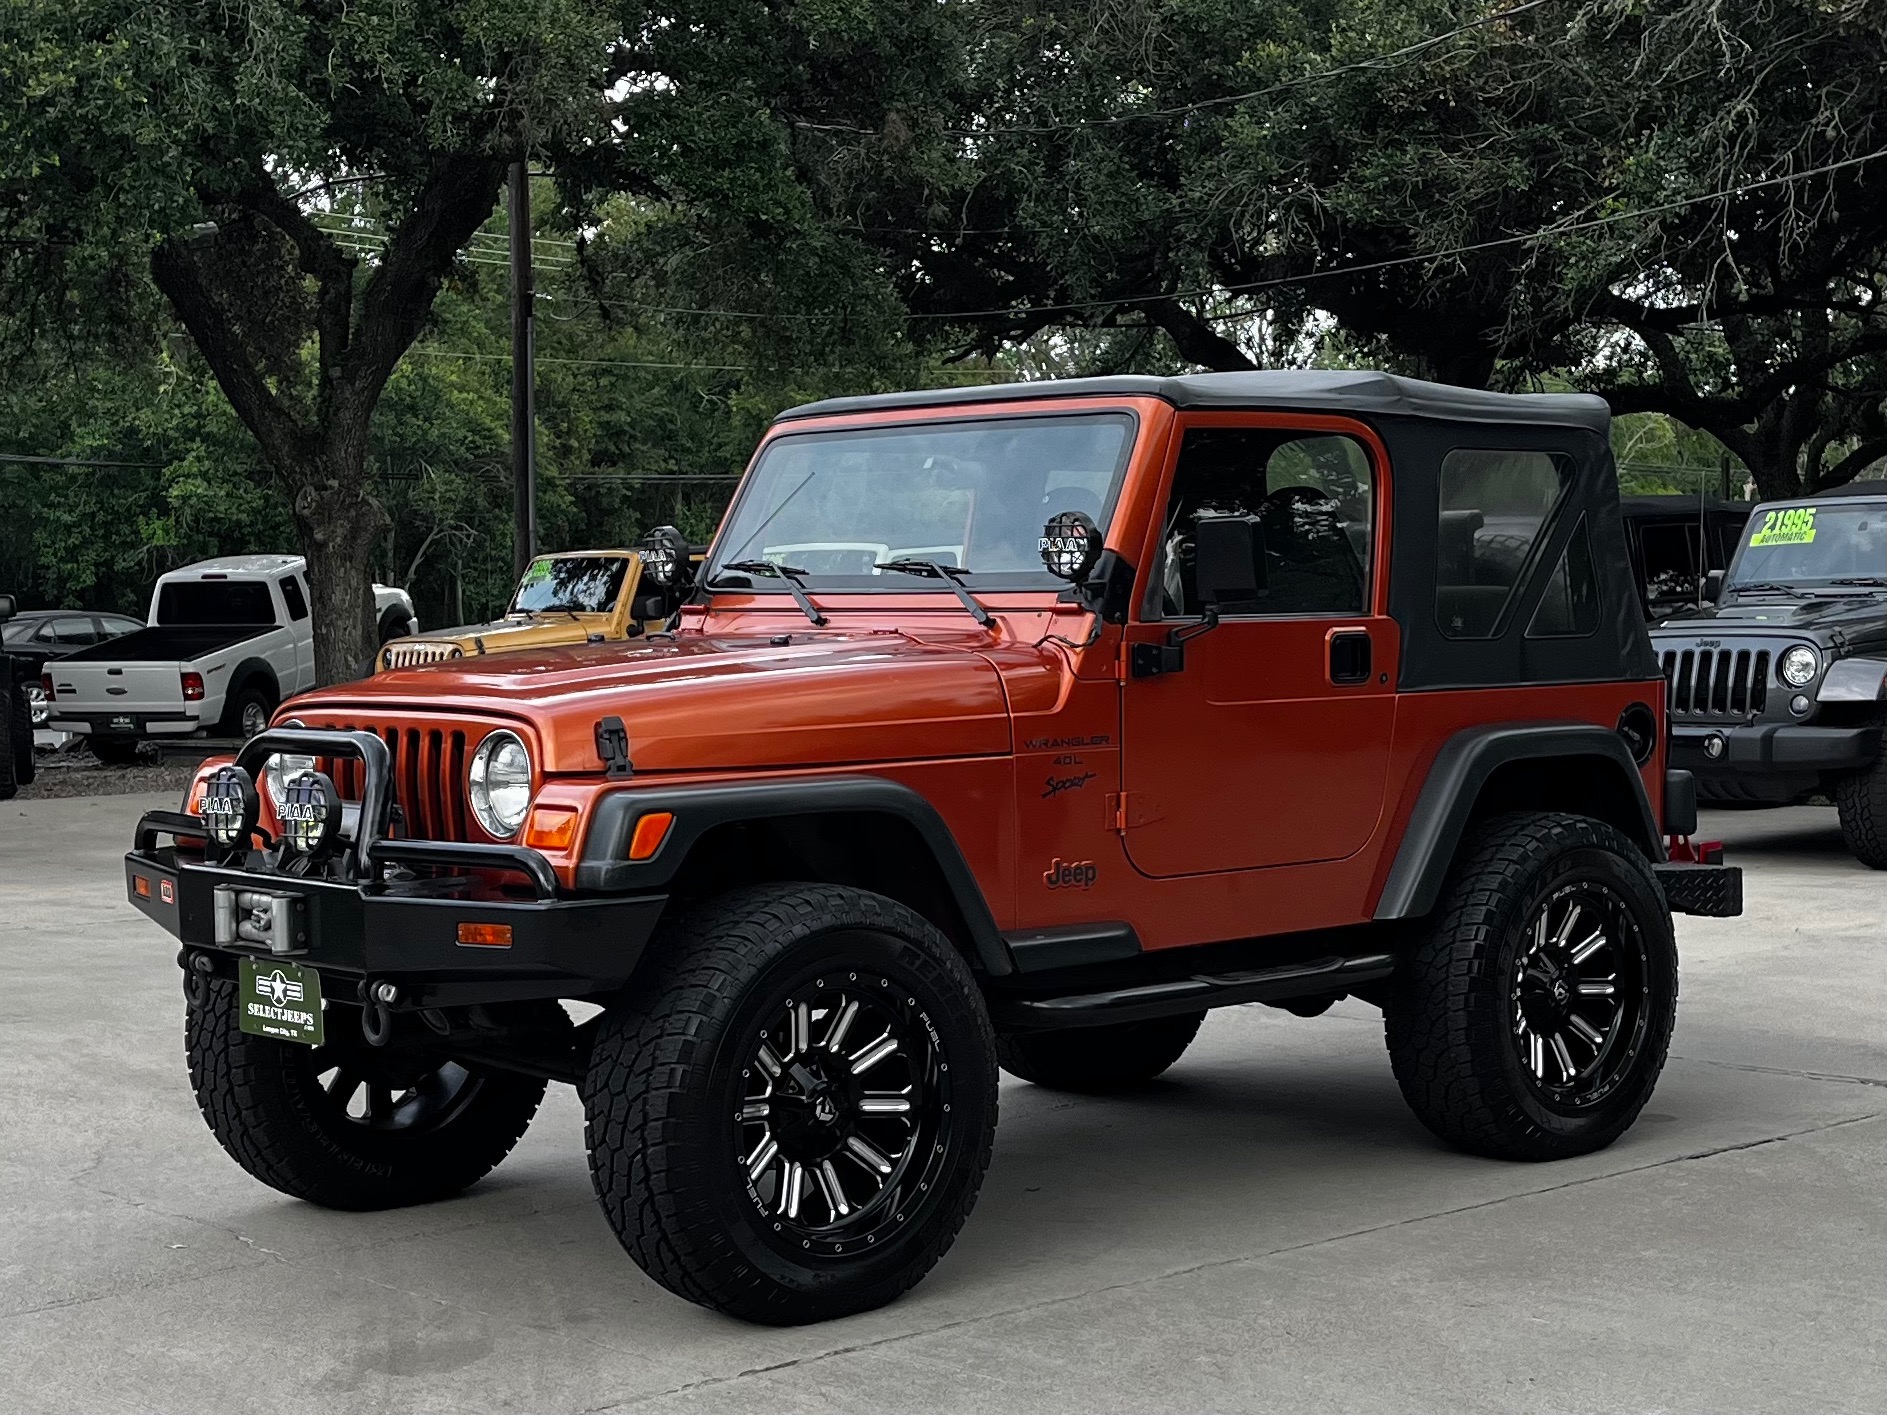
[[707, 413, 1136, 589], [2, 620, 32, 644], [509, 555, 631, 615], [1726, 502, 1885, 590], [156, 580, 275, 625]]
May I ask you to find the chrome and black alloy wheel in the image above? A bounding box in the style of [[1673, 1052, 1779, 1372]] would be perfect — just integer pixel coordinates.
[[1510, 883, 1650, 1109], [734, 975, 951, 1257]]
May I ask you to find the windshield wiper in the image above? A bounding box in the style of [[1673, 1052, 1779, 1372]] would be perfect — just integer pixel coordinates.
[[1829, 576, 1887, 588], [1731, 581, 1808, 599], [874, 559, 994, 628], [713, 560, 829, 626]]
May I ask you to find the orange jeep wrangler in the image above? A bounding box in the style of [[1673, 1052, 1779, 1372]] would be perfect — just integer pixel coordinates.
[[126, 371, 1741, 1324]]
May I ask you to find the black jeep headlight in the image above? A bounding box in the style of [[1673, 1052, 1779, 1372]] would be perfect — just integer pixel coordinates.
[[278, 770, 342, 857], [199, 765, 259, 850], [1779, 645, 1820, 688]]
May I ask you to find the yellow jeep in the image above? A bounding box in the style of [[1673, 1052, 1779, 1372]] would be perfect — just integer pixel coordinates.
[[376, 548, 650, 672]]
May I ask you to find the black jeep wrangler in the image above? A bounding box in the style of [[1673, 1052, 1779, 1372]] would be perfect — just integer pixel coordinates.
[[1648, 481, 1887, 866]]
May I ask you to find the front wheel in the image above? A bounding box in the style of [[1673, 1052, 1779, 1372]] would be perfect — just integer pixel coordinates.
[[11, 686, 35, 785], [186, 976, 562, 1209], [582, 884, 998, 1324], [1384, 812, 1677, 1161], [1834, 754, 1887, 869]]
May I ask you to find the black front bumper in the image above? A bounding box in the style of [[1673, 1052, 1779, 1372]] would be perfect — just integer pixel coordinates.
[[124, 726, 665, 1009], [127, 846, 664, 1007], [1670, 723, 1879, 776]]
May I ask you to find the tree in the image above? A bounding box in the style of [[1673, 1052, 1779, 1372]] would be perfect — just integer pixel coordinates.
[[1, 0, 615, 679]]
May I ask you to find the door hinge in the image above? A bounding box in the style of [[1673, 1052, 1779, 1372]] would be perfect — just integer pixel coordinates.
[[1106, 791, 1163, 831]]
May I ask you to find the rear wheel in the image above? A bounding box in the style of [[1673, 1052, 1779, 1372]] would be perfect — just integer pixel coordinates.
[[1834, 754, 1887, 870], [220, 682, 275, 740], [1384, 812, 1677, 1161], [186, 976, 562, 1209], [90, 736, 142, 766], [582, 884, 998, 1324], [0, 691, 15, 800], [998, 1013, 1204, 1092], [12, 685, 35, 785]]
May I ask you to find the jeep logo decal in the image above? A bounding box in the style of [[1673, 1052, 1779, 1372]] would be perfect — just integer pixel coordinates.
[[1043, 858, 1098, 889]]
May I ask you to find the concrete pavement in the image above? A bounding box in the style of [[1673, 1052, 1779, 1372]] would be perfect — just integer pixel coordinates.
[[0, 793, 1881, 1413]]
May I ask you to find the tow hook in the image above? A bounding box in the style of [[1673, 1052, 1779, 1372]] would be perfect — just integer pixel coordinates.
[[182, 950, 215, 1010], [361, 980, 400, 1046]]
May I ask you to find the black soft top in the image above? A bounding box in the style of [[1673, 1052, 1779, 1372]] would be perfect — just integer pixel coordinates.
[[777, 369, 1612, 435], [1805, 480, 1887, 502]]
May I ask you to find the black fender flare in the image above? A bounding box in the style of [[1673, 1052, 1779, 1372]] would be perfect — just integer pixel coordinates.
[[575, 775, 1014, 977], [1373, 721, 1662, 921]]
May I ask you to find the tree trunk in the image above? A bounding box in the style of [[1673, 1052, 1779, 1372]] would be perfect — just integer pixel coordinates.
[[291, 474, 390, 684]]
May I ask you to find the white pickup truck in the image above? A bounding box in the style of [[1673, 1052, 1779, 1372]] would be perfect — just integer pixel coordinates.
[[43, 556, 415, 763]]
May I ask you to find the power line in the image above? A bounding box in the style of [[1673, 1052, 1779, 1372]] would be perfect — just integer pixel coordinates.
[[405, 347, 1016, 380], [0, 452, 167, 469], [791, 0, 1564, 138]]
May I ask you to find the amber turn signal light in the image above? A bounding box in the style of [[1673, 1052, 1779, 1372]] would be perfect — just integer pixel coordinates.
[[132, 875, 151, 899], [524, 805, 580, 851], [456, 922, 513, 948], [628, 811, 675, 861]]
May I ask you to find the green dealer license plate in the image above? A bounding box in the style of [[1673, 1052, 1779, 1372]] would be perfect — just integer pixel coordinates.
[[238, 958, 325, 1045]]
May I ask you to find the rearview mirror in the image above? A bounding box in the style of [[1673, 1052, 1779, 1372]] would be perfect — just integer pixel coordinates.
[[1193, 515, 1266, 611], [0, 593, 14, 623]]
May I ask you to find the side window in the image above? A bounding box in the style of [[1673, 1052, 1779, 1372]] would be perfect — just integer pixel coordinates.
[[280, 576, 310, 622], [1152, 427, 1373, 618], [98, 616, 142, 637], [1436, 450, 1571, 639], [50, 617, 98, 646], [1527, 516, 1601, 637]]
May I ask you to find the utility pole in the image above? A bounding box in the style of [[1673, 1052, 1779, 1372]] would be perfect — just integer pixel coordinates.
[[509, 160, 537, 579]]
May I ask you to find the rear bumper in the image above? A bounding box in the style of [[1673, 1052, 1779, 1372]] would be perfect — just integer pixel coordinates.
[[50, 711, 199, 737], [126, 845, 663, 1007], [1669, 723, 1878, 775]]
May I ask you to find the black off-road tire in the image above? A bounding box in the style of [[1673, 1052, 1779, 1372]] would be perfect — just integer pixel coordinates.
[[582, 883, 998, 1325], [1384, 812, 1677, 1162], [998, 1012, 1205, 1092], [186, 975, 561, 1210], [1833, 754, 1887, 870], [0, 691, 15, 800], [10, 685, 33, 785], [90, 736, 143, 766]]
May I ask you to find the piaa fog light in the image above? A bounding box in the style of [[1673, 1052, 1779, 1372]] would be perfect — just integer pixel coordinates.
[[279, 771, 342, 857], [200, 765, 259, 850]]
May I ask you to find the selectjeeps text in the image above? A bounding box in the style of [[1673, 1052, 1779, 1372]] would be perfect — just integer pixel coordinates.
[[125, 371, 1743, 1324]]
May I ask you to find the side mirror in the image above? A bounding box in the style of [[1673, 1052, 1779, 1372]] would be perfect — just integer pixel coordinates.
[[1703, 569, 1725, 604], [0, 593, 14, 623], [1039, 511, 1102, 586], [1193, 515, 1266, 611]]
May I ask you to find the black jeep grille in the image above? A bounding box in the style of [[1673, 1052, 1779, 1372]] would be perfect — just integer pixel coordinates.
[[1661, 648, 1769, 720]]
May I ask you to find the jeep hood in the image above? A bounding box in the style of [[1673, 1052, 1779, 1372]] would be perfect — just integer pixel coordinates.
[[296, 631, 1015, 772], [1655, 594, 1887, 640]]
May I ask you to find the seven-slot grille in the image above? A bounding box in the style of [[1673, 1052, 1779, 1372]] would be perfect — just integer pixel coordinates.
[[1661, 647, 1769, 720], [380, 641, 464, 669], [315, 723, 478, 840]]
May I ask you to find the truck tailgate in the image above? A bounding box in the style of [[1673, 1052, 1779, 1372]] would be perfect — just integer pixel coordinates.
[[47, 660, 188, 717]]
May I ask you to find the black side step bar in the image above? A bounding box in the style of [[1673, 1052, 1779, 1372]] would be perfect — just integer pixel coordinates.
[[991, 952, 1398, 1031]]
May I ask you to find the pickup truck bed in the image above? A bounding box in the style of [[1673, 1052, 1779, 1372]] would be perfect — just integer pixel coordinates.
[[56, 625, 267, 664]]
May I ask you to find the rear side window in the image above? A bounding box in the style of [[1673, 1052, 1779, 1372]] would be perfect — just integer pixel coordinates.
[[280, 576, 310, 621], [1435, 450, 1572, 639], [156, 580, 276, 626], [1527, 517, 1601, 637]]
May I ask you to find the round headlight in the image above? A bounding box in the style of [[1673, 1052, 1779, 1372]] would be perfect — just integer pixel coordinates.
[[469, 730, 532, 839], [1779, 645, 1820, 688], [279, 770, 342, 857], [199, 765, 259, 850], [264, 752, 317, 808]]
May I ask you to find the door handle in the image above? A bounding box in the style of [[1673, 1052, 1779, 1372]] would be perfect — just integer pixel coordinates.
[[1329, 629, 1372, 685]]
